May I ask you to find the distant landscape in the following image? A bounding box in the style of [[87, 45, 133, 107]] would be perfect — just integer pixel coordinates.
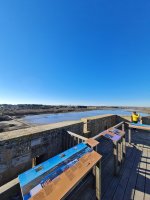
[[0, 104, 150, 133], [0, 104, 150, 118], [0, 104, 118, 118]]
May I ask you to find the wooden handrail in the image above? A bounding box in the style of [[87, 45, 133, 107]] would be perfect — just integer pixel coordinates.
[[92, 134, 102, 140], [113, 121, 124, 129], [67, 131, 87, 142], [93, 121, 125, 140]]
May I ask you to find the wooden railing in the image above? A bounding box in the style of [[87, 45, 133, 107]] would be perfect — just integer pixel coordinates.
[[0, 121, 127, 200], [63, 122, 126, 151], [62, 131, 87, 150], [93, 121, 125, 140], [67, 131, 87, 142], [113, 121, 125, 131]]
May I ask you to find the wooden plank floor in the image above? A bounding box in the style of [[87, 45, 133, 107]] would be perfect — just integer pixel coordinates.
[[5, 132, 150, 200], [73, 135, 150, 200], [102, 142, 150, 200]]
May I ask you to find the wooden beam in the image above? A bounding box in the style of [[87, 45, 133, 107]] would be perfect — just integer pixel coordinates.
[[95, 160, 101, 200], [128, 128, 131, 143]]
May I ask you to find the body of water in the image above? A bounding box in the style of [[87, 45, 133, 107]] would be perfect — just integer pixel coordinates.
[[21, 109, 149, 125]]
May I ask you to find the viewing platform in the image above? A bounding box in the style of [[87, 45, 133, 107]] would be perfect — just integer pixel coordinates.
[[69, 123, 150, 200], [0, 115, 150, 200], [78, 141, 150, 200]]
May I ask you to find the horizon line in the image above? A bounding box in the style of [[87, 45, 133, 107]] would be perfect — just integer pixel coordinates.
[[0, 103, 150, 108]]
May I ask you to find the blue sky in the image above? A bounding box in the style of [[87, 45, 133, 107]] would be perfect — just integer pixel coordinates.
[[0, 0, 150, 106]]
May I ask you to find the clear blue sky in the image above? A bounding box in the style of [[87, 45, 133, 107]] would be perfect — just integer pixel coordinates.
[[0, 0, 150, 106]]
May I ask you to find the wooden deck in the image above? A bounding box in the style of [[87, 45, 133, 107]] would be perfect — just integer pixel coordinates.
[[101, 142, 150, 200], [1, 130, 150, 200], [70, 131, 150, 200]]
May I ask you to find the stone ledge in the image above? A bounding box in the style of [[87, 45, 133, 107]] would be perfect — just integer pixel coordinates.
[[81, 114, 116, 121], [0, 120, 82, 141]]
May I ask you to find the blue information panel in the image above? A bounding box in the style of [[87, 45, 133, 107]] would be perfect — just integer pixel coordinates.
[[18, 143, 92, 200], [99, 128, 122, 142]]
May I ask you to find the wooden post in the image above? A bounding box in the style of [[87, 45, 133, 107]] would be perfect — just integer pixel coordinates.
[[94, 145, 98, 152], [69, 135, 71, 147], [75, 137, 78, 145], [68, 134, 71, 148], [120, 139, 123, 165], [92, 164, 96, 177], [128, 128, 131, 143], [95, 160, 101, 200], [113, 142, 119, 175], [32, 158, 36, 168], [72, 136, 75, 146], [65, 133, 68, 149], [77, 137, 80, 144], [71, 135, 74, 147], [122, 123, 125, 132], [122, 134, 126, 162], [79, 138, 82, 144]]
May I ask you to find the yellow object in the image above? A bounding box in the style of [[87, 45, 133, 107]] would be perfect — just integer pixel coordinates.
[[132, 113, 140, 122]]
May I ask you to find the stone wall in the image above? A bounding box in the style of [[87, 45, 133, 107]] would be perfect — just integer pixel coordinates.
[[117, 115, 150, 125], [142, 116, 150, 125], [116, 115, 131, 123], [81, 114, 117, 137], [0, 121, 83, 186], [0, 114, 119, 188]]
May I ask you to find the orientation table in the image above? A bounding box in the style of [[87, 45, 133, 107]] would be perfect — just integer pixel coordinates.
[[95, 127, 126, 175], [18, 141, 102, 200], [128, 123, 150, 143]]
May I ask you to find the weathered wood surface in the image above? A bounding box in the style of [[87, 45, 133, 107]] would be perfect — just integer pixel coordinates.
[[29, 151, 102, 200], [128, 128, 150, 146], [102, 142, 150, 200], [102, 143, 135, 200], [144, 146, 150, 200], [1, 130, 150, 200], [129, 123, 150, 131], [73, 131, 150, 200], [67, 131, 87, 142]]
